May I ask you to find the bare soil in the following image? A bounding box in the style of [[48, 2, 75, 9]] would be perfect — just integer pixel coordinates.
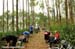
[[22, 31, 49, 49]]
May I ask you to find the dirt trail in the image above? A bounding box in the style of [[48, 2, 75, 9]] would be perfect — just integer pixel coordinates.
[[23, 31, 49, 49]]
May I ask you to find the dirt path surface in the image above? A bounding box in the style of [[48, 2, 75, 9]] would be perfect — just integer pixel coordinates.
[[23, 31, 49, 49]]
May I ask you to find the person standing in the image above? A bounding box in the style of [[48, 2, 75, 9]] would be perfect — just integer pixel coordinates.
[[29, 25, 33, 34]]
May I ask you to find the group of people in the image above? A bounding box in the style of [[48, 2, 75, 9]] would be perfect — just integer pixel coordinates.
[[1, 25, 34, 49], [44, 30, 74, 49], [44, 30, 60, 48]]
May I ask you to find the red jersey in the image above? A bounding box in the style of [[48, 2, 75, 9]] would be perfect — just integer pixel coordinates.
[[54, 32, 60, 39]]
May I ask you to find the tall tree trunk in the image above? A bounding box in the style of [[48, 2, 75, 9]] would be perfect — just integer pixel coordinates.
[[32, 6, 35, 26], [53, 0, 55, 24], [7, 0, 9, 32], [69, 0, 74, 24], [55, 0, 59, 23], [45, 0, 50, 27], [16, 0, 18, 32], [30, 0, 35, 26], [3, 0, 5, 32], [19, 9, 21, 29], [31, 4, 33, 25], [22, 0, 24, 29], [65, 0, 68, 24], [58, 0, 61, 24], [12, 0, 14, 32], [27, 0, 30, 26], [53, 8, 55, 23], [26, 0, 29, 29], [59, 8, 61, 24], [31, 0, 35, 26], [26, 0, 27, 29], [27, 0, 30, 27], [42, 0, 45, 27]]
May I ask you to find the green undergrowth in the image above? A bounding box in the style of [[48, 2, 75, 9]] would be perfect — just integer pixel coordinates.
[[49, 24, 75, 46]]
